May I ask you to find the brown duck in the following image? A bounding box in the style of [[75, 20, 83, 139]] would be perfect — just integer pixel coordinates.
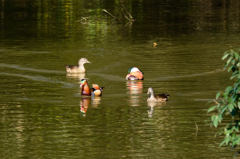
[[65, 58, 90, 73], [147, 87, 170, 102]]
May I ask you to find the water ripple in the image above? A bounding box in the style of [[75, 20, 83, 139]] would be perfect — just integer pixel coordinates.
[[148, 69, 223, 81], [0, 72, 75, 88], [0, 63, 65, 74]]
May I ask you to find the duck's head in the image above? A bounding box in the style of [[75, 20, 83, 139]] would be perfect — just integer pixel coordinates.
[[79, 58, 91, 65], [80, 79, 87, 87], [128, 67, 143, 74], [147, 87, 154, 95]]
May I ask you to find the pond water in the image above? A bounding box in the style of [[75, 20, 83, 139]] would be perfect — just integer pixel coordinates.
[[0, 0, 240, 158]]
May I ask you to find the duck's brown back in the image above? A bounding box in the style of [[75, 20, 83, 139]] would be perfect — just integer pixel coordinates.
[[155, 94, 170, 101]]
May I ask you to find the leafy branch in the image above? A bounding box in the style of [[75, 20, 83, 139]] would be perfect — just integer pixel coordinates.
[[208, 49, 240, 156]]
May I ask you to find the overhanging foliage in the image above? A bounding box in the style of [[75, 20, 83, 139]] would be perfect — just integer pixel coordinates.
[[208, 49, 240, 157]]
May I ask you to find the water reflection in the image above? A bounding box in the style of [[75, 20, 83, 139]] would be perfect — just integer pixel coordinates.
[[147, 102, 166, 118], [91, 96, 102, 108], [66, 73, 85, 82], [80, 96, 102, 117], [80, 97, 91, 117], [126, 81, 143, 106]]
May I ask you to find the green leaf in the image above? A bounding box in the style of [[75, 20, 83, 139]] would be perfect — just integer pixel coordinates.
[[226, 56, 233, 66], [216, 92, 221, 99], [220, 140, 225, 147], [231, 75, 238, 80], [234, 53, 239, 59], [225, 86, 233, 93], [220, 105, 228, 114], [213, 115, 219, 127], [225, 137, 231, 145], [228, 103, 234, 112], [222, 53, 229, 60], [228, 65, 233, 72], [208, 105, 218, 113], [218, 115, 223, 123], [238, 102, 240, 109], [223, 50, 230, 55]]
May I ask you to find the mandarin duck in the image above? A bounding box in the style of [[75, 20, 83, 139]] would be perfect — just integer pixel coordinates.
[[80, 79, 104, 97], [147, 87, 170, 102], [65, 58, 90, 73], [80, 79, 91, 96], [91, 84, 105, 97], [126, 67, 144, 80]]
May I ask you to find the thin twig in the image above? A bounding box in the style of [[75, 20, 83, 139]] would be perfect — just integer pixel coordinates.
[[103, 9, 116, 19], [119, 0, 133, 20], [125, 21, 133, 30], [213, 99, 219, 105], [195, 122, 198, 137], [125, 21, 132, 27], [80, 17, 90, 22], [122, 9, 131, 21], [195, 122, 198, 131]]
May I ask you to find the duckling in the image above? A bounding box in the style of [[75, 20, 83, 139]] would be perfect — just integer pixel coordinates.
[[80, 79, 104, 97], [65, 58, 90, 73], [91, 84, 105, 97], [147, 87, 170, 102], [126, 67, 144, 80]]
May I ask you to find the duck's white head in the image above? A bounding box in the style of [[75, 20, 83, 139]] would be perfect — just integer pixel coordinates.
[[147, 87, 154, 95], [128, 67, 142, 73], [79, 58, 91, 65]]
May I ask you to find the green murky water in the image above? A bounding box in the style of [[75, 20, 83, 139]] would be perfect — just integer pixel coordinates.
[[0, 0, 240, 158]]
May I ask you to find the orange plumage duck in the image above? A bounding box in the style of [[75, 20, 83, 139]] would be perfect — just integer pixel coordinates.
[[80, 79, 104, 97], [126, 67, 144, 80], [80, 79, 91, 96], [91, 84, 105, 97]]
